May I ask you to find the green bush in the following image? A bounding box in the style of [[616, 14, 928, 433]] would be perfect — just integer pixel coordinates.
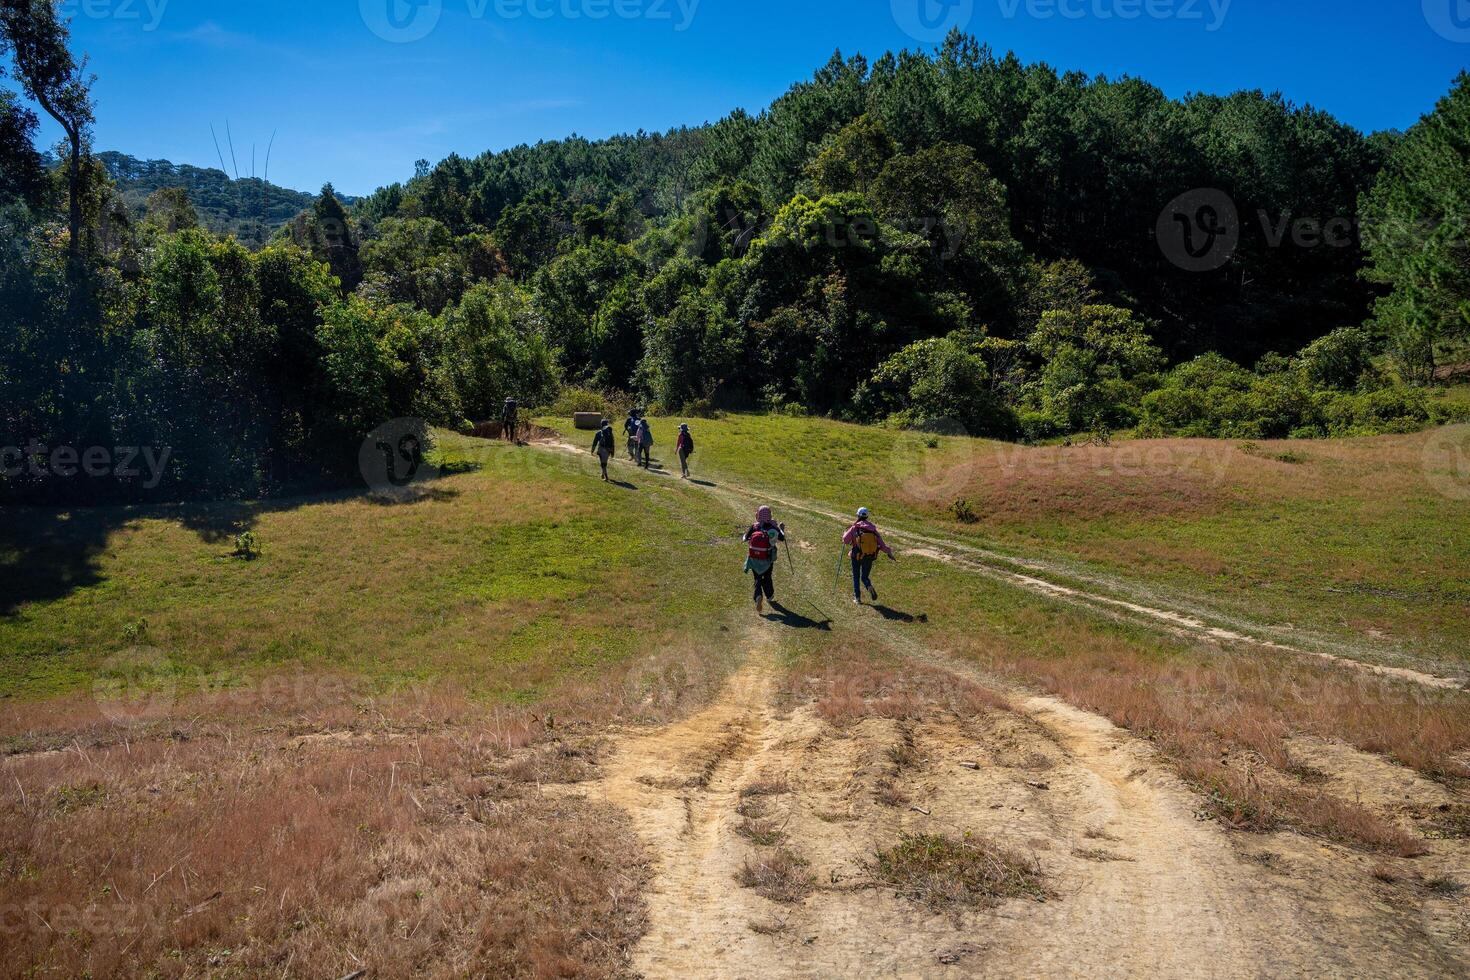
[[1296, 326, 1376, 390]]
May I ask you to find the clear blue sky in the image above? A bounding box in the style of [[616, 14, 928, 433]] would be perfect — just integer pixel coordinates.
[[32, 0, 1470, 196]]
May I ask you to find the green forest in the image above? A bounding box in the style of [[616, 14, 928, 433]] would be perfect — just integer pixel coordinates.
[[95, 151, 324, 249], [2, 1, 1468, 503]]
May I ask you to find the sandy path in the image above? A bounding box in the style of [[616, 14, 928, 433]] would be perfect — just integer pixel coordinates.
[[551, 637, 1462, 978]]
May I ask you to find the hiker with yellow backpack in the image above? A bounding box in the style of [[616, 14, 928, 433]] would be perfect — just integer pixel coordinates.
[[843, 508, 896, 605]]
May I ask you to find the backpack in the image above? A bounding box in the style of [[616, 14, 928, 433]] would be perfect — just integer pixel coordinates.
[[679, 432, 694, 456], [748, 527, 773, 562], [854, 527, 881, 559]]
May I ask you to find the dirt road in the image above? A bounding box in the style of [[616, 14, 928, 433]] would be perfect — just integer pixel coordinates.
[[532, 438, 1470, 977], [558, 634, 1463, 977]]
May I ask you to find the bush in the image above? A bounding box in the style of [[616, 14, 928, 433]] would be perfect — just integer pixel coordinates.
[[1316, 387, 1430, 436], [1297, 326, 1376, 390]]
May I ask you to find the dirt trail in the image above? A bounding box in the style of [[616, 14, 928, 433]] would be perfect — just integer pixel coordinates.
[[549, 632, 1462, 978], [531, 437, 1469, 977], [538, 437, 1465, 692]]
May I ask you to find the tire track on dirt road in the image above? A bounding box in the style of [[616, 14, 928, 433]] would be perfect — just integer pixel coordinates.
[[552, 631, 1463, 977], [535, 438, 1464, 692]]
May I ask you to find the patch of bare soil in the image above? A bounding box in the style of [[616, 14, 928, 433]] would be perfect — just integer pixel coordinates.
[[545, 636, 1468, 978]]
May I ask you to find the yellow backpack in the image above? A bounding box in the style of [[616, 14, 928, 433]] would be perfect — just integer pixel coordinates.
[[854, 529, 880, 559]]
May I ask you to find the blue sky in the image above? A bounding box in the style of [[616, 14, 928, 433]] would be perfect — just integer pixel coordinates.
[[31, 0, 1470, 196]]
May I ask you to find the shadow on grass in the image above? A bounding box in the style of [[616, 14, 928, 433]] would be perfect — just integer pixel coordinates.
[[766, 602, 833, 631], [0, 475, 466, 615], [870, 604, 928, 624]]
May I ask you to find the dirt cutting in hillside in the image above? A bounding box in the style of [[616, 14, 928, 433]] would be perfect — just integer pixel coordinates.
[[541, 630, 1465, 978]]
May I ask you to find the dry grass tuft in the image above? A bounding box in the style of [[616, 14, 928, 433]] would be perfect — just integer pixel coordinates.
[[869, 833, 1049, 911], [736, 817, 787, 847], [736, 849, 816, 905], [740, 776, 791, 799], [1072, 847, 1135, 863], [790, 654, 1008, 726]]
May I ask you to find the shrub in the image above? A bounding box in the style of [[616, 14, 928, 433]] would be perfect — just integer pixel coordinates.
[[1297, 326, 1376, 390]]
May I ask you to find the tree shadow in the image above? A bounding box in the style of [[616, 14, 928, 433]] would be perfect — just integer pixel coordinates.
[[0, 474, 468, 615], [870, 604, 927, 624], [765, 601, 833, 631], [364, 486, 461, 507], [0, 507, 125, 616]]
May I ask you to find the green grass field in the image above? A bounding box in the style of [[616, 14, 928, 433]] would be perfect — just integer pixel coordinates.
[[547, 412, 1470, 670], [0, 433, 747, 706]]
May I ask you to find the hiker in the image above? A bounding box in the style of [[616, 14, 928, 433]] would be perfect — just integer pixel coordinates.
[[636, 416, 654, 469], [843, 508, 896, 605], [675, 423, 695, 479], [501, 397, 519, 443], [624, 410, 642, 462], [590, 420, 615, 482], [743, 506, 786, 614]]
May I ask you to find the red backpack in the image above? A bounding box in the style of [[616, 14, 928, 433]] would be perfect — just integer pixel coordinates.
[[748, 527, 773, 562]]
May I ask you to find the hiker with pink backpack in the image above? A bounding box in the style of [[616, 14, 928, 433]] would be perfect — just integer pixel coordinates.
[[743, 506, 786, 614]]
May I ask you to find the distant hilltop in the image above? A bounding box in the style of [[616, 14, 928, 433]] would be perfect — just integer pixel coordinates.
[[50, 150, 355, 247]]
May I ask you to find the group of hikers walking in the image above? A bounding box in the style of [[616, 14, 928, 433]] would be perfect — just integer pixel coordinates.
[[590, 410, 696, 481], [586, 410, 897, 613]]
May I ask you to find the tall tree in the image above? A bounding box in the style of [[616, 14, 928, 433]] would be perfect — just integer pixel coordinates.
[[1360, 73, 1470, 383], [0, 0, 93, 269]]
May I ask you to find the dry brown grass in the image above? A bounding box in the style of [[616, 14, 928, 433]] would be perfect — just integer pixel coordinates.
[[0, 636, 744, 978], [787, 653, 1009, 726], [0, 709, 649, 978], [869, 833, 1049, 911], [736, 849, 816, 905]]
